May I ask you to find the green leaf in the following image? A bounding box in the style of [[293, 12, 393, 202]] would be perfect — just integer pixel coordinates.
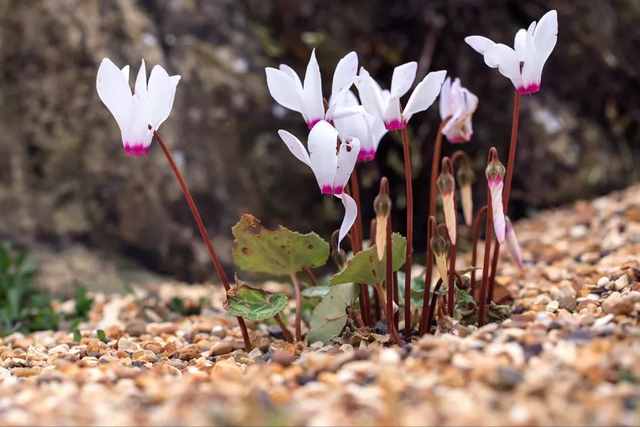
[[96, 329, 108, 344], [301, 286, 331, 298], [307, 283, 355, 344], [225, 285, 289, 321], [232, 214, 329, 276], [330, 233, 406, 286], [73, 329, 81, 342]]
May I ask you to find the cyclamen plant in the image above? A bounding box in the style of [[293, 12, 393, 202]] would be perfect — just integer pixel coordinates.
[[94, 9, 557, 347]]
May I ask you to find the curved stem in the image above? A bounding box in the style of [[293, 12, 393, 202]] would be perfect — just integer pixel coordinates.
[[426, 279, 444, 335], [478, 189, 494, 326], [418, 216, 436, 334], [303, 267, 318, 287], [400, 127, 414, 336], [154, 131, 252, 351], [290, 272, 303, 342]]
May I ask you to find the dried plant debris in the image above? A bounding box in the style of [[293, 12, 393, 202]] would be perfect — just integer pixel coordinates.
[[1, 186, 640, 426]]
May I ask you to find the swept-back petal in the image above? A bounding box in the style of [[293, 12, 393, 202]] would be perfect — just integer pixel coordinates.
[[96, 58, 133, 133], [333, 136, 360, 192], [402, 70, 447, 124], [514, 28, 528, 61], [265, 67, 304, 113], [355, 68, 385, 122], [277, 130, 311, 167], [336, 193, 357, 249], [484, 43, 522, 88], [147, 65, 181, 129], [134, 60, 147, 96], [279, 64, 303, 92], [439, 77, 452, 120], [303, 49, 325, 126], [465, 35, 495, 54], [390, 61, 417, 98], [534, 10, 558, 60], [331, 51, 358, 100], [308, 120, 338, 193], [121, 65, 130, 82]]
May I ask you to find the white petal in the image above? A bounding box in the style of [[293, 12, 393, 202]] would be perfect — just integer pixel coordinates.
[[390, 61, 417, 98], [331, 51, 358, 100], [303, 49, 325, 125], [484, 43, 522, 88], [279, 64, 303, 92], [307, 120, 338, 192], [505, 216, 524, 270], [96, 58, 133, 133], [265, 67, 304, 113], [514, 29, 528, 61], [333, 136, 360, 191], [490, 182, 506, 244], [336, 193, 357, 249], [383, 97, 402, 126], [277, 130, 311, 167], [134, 60, 147, 96], [147, 65, 180, 130], [402, 70, 447, 123], [366, 113, 387, 151], [121, 65, 130, 82], [355, 68, 385, 122], [534, 10, 558, 59], [465, 35, 495, 54], [439, 77, 452, 120]]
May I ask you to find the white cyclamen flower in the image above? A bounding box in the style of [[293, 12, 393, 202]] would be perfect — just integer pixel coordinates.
[[439, 77, 479, 143], [333, 90, 387, 162], [505, 216, 524, 270], [277, 121, 360, 246], [465, 10, 558, 95], [265, 50, 360, 129], [356, 63, 446, 131], [486, 159, 507, 244], [97, 58, 180, 156]]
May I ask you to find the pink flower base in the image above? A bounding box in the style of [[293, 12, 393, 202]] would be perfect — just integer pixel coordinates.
[[123, 143, 150, 157], [517, 84, 540, 95], [385, 119, 405, 131], [357, 149, 376, 162], [307, 118, 322, 129], [321, 185, 344, 196]]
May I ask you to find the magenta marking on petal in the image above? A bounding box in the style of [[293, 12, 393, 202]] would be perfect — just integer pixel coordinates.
[[307, 118, 322, 129], [487, 177, 503, 188], [333, 186, 343, 195], [516, 84, 540, 95], [357, 149, 376, 162], [123, 143, 150, 157], [321, 185, 333, 195], [385, 119, 405, 131], [447, 135, 470, 144]]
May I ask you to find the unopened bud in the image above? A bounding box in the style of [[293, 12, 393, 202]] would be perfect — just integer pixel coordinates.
[[438, 169, 457, 244], [374, 178, 392, 261], [485, 158, 505, 187]]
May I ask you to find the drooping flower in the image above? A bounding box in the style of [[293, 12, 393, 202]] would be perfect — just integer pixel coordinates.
[[265, 50, 360, 129], [439, 77, 479, 143], [430, 226, 450, 288], [465, 10, 558, 95], [504, 216, 524, 270], [355, 63, 446, 131], [333, 91, 387, 162], [437, 165, 457, 245], [277, 121, 360, 246], [486, 157, 506, 243], [96, 58, 181, 157]]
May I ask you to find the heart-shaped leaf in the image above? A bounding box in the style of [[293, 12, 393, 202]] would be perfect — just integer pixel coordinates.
[[225, 285, 288, 321], [330, 233, 406, 286], [232, 214, 329, 276], [307, 283, 355, 344]]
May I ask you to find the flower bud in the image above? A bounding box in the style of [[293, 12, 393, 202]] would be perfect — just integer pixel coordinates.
[[374, 179, 392, 261], [437, 170, 456, 245], [431, 227, 450, 286], [485, 157, 506, 243]]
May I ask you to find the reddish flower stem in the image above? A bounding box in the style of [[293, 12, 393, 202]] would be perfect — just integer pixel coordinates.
[[418, 216, 436, 334], [470, 205, 488, 300], [488, 91, 521, 302], [441, 157, 457, 316], [154, 131, 252, 350], [400, 127, 414, 336], [381, 178, 402, 345], [350, 168, 372, 326], [303, 267, 318, 287]]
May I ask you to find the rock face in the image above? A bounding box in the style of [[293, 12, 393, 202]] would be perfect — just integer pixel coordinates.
[[0, 0, 639, 280]]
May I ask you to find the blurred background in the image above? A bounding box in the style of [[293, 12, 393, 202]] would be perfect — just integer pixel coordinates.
[[0, 0, 638, 286]]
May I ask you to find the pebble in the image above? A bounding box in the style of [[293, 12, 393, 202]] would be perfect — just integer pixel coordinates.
[[146, 323, 178, 335], [602, 291, 640, 315], [117, 338, 141, 353], [177, 345, 201, 361], [272, 350, 297, 367], [209, 342, 234, 356]]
